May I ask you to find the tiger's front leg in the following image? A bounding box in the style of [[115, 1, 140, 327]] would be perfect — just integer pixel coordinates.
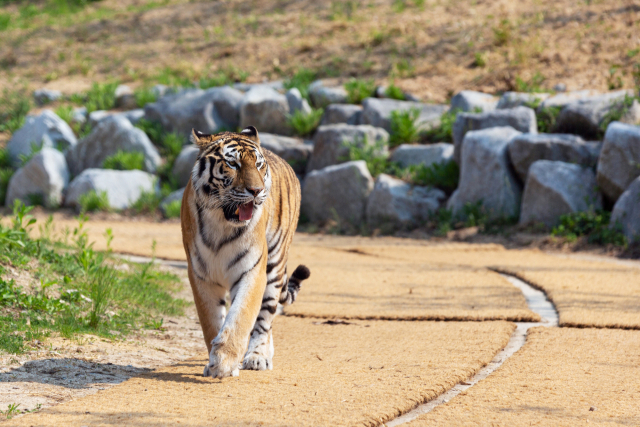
[[204, 250, 267, 379]]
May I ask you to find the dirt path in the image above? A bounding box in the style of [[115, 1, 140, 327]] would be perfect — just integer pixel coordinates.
[[2, 216, 640, 426]]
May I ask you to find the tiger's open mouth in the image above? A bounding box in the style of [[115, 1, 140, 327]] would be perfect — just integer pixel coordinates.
[[223, 201, 254, 222]]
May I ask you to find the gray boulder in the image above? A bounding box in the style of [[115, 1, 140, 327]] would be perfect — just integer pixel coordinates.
[[496, 92, 549, 109], [285, 88, 312, 115], [152, 84, 170, 99], [65, 115, 162, 176], [610, 176, 640, 243], [452, 106, 537, 164], [508, 133, 600, 182], [115, 84, 137, 109], [374, 86, 420, 102], [145, 87, 243, 136], [233, 81, 284, 93], [519, 160, 602, 226], [33, 89, 62, 106], [72, 107, 87, 125], [239, 86, 291, 135], [447, 127, 522, 219], [88, 110, 110, 128], [88, 109, 146, 127], [65, 169, 157, 211], [308, 80, 348, 108], [366, 174, 445, 227], [554, 91, 634, 139], [260, 133, 313, 174], [301, 161, 373, 224], [7, 110, 77, 167], [320, 104, 362, 126], [450, 91, 498, 112], [119, 109, 145, 125], [539, 90, 603, 109], [306, 124, 389, 173], [620, 99, 640, 125], [596, 122, 640, 202], [172, 145, 199, 188], [5, 148, 69, 208], [160, 187, 185, 217], [390, 143, 454, 168], [361, 98, 447, 133]]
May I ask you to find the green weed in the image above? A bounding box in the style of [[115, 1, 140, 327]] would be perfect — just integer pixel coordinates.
[[134, 86, 158, 108], [283, 68, 317, 101], [102, 150, 145, 171], [473, 52, 487, 67], [329, 1, 358, 20], [493, 19, 512, 46], [131, 190, 162, 215], [384, 82, 405, 100], [421, 108, 459, 143], [401, 160, 459, 194], [552, 210, 627, 246], [0, 13, 10, 31], [78, 190, 110, 213], [0, 88, 32, 134], [72, 82, 118, 113], [514, 72, 546, 93], [599, 94, 638, 136], [163, 200, 182, 219], [389, 108, 420, 147], [344, 138, 390, 177], [288, 108, 324, 137], [534, 105, 562, 133], [344, 78, 376, 104]]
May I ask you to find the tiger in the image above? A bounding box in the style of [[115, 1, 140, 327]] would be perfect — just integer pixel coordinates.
[[181, 125, 310, 379]]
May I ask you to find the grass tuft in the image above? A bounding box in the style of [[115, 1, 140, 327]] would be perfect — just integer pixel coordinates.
[[283, 68, 317, 101], [344, 78, 376, 104], [102, 150, 145, 171], [78, 190, 110, 213], [421, 108, 459, 143], [288, 108, 324, 137], [163, 200, 182, 219], [0, 88, 31, 134], [389, 108, 420, 147], [552, 211, 627, 246]]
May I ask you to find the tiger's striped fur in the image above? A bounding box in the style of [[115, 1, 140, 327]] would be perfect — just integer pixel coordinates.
[[181, 126, 310, 379]]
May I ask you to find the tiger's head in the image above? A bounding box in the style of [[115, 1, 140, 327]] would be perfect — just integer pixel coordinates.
[[190, 126, 271, 226]]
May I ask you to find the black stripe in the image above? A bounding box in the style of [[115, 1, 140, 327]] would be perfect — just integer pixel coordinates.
[[227, 248, 250, 269], [267, 273, 283, 285], [254, 323, 269, 334], [230, 251, 264, 292], [216, 227, 247, 252], [261, 304, 277, 315], [262, 296, 276, 303], [267, 229, 283, 253], [198, 157, 207, 177]]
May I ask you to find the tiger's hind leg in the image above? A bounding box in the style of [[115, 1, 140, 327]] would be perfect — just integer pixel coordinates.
[[242, 265, 310, 371], [241, 272, 282, 371]]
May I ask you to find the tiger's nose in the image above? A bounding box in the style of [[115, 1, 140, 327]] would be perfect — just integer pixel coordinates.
[[247, 187, 263, 197]]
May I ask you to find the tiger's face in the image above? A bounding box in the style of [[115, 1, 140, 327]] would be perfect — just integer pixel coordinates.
[[190, 126, 271, 226]]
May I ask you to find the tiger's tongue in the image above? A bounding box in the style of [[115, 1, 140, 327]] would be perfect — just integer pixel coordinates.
[[239, 201, 254, 221]]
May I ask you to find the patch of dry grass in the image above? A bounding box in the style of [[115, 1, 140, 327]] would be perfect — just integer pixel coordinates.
[[0, 0, 639, 101]]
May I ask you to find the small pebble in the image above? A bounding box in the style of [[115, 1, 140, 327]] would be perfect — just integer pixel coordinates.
[[589, 406, 597, 411]]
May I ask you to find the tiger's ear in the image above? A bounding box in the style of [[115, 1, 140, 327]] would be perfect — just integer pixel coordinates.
[[190, 129, 214, 148], [240, 126, 260, 145]]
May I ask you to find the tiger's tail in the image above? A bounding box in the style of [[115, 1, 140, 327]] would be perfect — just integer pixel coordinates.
[[278, 265, 310, 306]]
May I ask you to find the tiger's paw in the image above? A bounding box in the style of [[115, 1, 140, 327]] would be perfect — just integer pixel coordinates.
[[203, 349, 239, 379], [242, 353, 272, 371]]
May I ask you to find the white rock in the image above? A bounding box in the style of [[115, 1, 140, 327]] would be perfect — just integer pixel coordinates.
[[508, 133, 600, 182], [306, 124, 389, 173], [65, 115, 162, 176], [172, 145, 200, 188], [33, 89, 62, 106], [301, 161, 373, 224], [596, 121, 640, 202], [115, 84, 136, 109], [5, 148, 69, 208], [366, 174, 445, 227], [519, 160, 602, 226], [320, 104, 362, 126], [361, 98, 447, 133], [452, 106, 537, 164], [450, 90, 498, 112], [447, 127, 522, 219], [240, 86, 291, 135], [7, 110, 77, 167], [496, 92, 550, 109], [610, 176, 640, 243], [308, 80, 349, 108], [390, 143, 454, 168], [65, 169, 157, 211], [259, 133, 313, 174], [285, 88, 312, 115]]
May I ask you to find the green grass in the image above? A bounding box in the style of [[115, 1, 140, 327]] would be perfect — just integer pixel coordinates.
[[421, 108, 459, 143], [0, 148, 13, 206], [599, 94, 638, 137], [134, 86, 158, 108], [102, 150, 145, 171], [135, 118, 183, 193], [514, 72, 546, 93], [0, 88, 32, 134], [131, 189, 163, 215], [344, 78, 376, 104], [551, 211, 627, 247], [78, 190, 110, 213], [384, 82, 405, 100], [399, 161, 459, 195], [534, 105, 562, 133], [389, 108, 420, 147], [0, 203, 187, 354], [71, 81, 118, 113], [163, 200, 182, 218], [288, 108, 324, 137], [283, 68, 317, 101], [427, 201, 516, 236]]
